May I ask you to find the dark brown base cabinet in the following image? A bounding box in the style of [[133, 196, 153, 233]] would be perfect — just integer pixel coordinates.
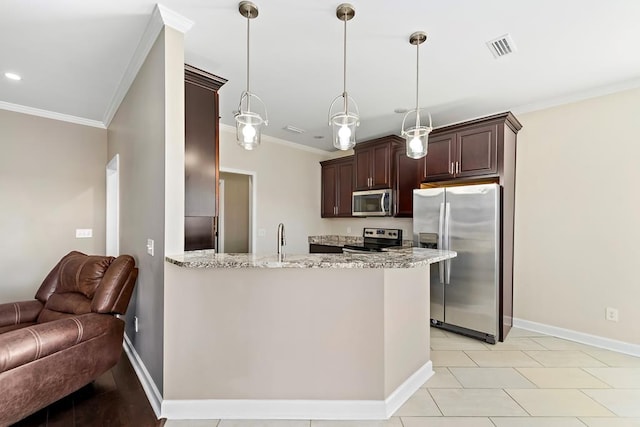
[[320, 156, 354, 218]]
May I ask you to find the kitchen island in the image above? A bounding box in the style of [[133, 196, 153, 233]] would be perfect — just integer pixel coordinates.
[[162, 248, 455, 420]]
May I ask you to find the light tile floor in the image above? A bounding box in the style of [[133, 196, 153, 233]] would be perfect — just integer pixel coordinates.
[[165, 327, 640, 427]]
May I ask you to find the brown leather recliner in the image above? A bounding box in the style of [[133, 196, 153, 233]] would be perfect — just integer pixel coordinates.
[[0, 251, 138, 426]]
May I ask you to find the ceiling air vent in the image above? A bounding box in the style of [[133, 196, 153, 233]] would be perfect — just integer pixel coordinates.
[[486, 34, 517, 58]]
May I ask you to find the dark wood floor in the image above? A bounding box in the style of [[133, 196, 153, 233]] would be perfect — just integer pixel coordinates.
[[12, 352, 165, 427]]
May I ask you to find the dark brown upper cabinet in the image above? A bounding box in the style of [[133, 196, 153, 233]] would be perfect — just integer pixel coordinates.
[[320, 156, 354, 218], [353, 135, 402, 190], [422, 115, 516, 183], [393, 146, 422, 217]]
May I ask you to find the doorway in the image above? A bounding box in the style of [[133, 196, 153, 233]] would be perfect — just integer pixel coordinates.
[[106, 154, 120, 256], [219, 169, 255, 253]]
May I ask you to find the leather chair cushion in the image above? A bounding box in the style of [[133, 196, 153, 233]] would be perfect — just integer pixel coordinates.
[[0, 314, 115, 374], [58, 254, 114, 299]]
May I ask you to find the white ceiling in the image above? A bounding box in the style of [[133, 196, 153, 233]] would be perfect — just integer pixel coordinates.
[[2, 0, 640, 151]]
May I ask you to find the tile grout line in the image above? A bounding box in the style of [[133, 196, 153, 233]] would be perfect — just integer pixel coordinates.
[[502, 388, 534, 417]]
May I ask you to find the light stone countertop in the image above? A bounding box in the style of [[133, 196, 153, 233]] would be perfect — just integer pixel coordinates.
[[165, 247, 455, 269]]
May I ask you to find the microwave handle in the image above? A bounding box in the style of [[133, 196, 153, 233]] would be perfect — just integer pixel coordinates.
[[380, 192, 386, 212]]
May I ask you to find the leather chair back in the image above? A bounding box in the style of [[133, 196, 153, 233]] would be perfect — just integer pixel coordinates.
[[34, 251, 137, 323]]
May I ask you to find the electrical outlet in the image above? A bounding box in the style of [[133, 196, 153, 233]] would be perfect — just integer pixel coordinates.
[[605, 307, 619, 322], [146, 239, 154, 256], [258, 228, 266, 237], [75, 228, 93, 238]]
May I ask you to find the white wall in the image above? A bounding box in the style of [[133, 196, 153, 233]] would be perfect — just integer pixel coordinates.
[[0, 109, 107, 303], [514, 87, 640, 345]]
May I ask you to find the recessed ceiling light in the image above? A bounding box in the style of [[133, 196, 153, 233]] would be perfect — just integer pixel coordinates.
[[4, 72, 22, 81], [313, 135, 325, 139], [394, 108, 408, 114]]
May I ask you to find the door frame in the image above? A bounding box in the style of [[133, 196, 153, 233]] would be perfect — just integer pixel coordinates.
[[219, 167, 257, 253], [106, 154, 120, 256]]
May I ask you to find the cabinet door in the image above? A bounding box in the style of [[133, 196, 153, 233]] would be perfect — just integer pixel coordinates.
[[456, 124, 498, 177], [354, 148, 372, 190], [394, 148, 421, 217], [336, 162, 354, 216], [371, 142, 392, 189], [423, 133, 455, 182], [321, 163, 338, 217]]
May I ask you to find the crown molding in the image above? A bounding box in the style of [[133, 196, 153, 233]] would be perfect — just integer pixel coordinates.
[[102, 4, 193, 127], [512, 77, 640, 116], [156, 4, 194, 33], [0, 101, 106, 129]]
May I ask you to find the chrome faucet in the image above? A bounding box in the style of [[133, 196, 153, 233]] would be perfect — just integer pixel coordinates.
[[277, 223, 286, 255]]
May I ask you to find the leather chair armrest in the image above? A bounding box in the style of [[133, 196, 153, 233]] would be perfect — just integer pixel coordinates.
[[0, 313, 121, 373], [0, 300, 43, 328]]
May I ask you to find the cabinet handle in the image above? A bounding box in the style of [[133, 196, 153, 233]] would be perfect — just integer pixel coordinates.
[[455, 161, 460, 174], [334, 206, 337, 215], [449, 163, 453, 174]]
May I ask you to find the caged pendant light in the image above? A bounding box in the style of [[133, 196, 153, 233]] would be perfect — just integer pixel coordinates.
[[235, 1, 268, 150], [401, 31, 432, 159], [328, 3, 360, 151]]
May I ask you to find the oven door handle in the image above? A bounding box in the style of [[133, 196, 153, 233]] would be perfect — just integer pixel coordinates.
[[342, 248, 369, 254]]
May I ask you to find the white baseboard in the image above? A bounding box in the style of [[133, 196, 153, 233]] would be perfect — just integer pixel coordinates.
[[513, 318, 640, 357], [122, 334, 163, 418], [161, 361, 433, 420]]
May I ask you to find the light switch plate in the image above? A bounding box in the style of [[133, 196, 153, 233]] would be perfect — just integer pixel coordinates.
[[75, 228, 93, 238], [147, 239, 154, 256]]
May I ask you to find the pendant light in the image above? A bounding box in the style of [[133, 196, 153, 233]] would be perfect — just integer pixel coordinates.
[[401, 31, 432, 159], [235, 1, 268, 150], [328, 3, 360, 151]]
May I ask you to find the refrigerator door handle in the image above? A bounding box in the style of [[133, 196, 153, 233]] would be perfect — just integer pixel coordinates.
[[438, 202, 445, 284], [445, 201, 452, 284]]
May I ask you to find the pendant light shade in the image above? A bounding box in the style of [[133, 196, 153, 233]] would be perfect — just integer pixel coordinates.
[[235, 1, 268, 150], [328, 3, 359, 151], [401, 31, 432, 159]]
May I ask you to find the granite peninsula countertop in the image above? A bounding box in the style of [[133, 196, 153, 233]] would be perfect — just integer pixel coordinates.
[[166, 248, 455, 269]]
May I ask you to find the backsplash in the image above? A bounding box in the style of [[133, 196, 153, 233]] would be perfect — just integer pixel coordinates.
[[319, 217, 413, 241]]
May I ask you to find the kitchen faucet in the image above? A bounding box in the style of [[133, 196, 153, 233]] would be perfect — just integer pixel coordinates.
[[277, 223, 286, 255]]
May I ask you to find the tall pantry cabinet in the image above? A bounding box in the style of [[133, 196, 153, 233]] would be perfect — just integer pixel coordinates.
[[184, 65, 227, 251]]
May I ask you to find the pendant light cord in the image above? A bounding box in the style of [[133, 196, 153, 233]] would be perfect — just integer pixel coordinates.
[[342, 11, 348, 112], [246, 11, 251, 111], [415, 40, 420, 127]]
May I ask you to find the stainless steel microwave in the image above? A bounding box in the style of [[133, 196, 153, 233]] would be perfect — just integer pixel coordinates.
[[352, 189, 393, 217]]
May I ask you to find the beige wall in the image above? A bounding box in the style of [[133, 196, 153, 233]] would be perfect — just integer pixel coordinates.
[[220, 172, 250, 253], [164, 265, 430, 401], [107, 27, 185, 393], [219, 126, 332, 254], [514, 87, 640, 345], [0, 109, 106, 303]]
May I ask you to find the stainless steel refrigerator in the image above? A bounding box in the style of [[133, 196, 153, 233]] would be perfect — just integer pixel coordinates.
[[413, 183, 500, 344]]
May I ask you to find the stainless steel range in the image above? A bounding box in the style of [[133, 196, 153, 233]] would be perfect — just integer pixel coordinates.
[[342, 228, 403, 253]]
